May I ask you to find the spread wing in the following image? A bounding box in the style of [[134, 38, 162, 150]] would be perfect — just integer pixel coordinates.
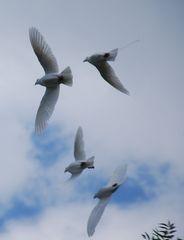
[[95, 62, 129, 95], [29, 27, 59, 74], [107, 164, 128, 187], [35, 86, 60, 133], [87, 197, 110, 237], [74, 126, 86, 161]]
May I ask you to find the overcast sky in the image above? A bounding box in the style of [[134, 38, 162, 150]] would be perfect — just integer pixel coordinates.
[[0, 0, 183, 239]]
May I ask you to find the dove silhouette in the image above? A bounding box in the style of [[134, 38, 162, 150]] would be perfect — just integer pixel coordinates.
[[84, 48, 129, 95], [65, 126, 95, 179], [29, 27, 73, 133], [87, 164, 128, 237]]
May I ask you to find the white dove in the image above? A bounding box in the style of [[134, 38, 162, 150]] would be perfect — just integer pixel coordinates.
[[83, 48, 129, 95], [87, 164, 128, 237], [29, 27, 73, 133], [64, 126, 95, 179]]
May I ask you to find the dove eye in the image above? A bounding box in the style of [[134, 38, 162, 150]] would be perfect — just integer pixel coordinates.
[[80, 162, 86, 167], [104, 53, 110, 58], [112, 183, 118, 187]]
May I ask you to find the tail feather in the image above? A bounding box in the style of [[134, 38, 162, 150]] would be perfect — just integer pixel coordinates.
[[105, 48, 118, 61], [59, 66, 73, 86], [87, 156, 95, 168]]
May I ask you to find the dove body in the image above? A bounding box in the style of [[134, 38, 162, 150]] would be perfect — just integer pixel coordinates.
[[29, 27, 73, 133], [94, 184, 119, 199], [35, 73, 60, 87], [65, 127, 95, 179], [84, 48, 129, 95], [35, 67, 72, 88], [65, 156, 95, 175], [87, 164, 127, 237]]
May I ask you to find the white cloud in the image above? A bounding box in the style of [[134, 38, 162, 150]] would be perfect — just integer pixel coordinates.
[[0, 189, 183, 240], [0, 0, 183, 239]]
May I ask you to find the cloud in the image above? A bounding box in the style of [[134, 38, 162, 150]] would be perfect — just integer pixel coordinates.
[[0, 189, 183, 240], [0, 0, 183, 239]]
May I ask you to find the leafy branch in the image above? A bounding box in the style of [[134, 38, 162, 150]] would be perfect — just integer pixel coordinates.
[[142, 221, 183, 240]]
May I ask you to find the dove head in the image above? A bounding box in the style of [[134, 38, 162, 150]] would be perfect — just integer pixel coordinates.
[[83, 54, 104, 64], [35, 79, 40, 85], [83, 57, 89, 62], [35, 78, 45, 86]]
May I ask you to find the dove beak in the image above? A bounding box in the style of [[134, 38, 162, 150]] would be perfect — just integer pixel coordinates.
[[83, 57, 88, 62]]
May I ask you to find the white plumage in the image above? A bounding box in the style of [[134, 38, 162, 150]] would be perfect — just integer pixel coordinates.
[[87, 164, 128, 237], [84, 48, 129, 95], [65, 126, 95, 179], [29, 27, 73, 133]]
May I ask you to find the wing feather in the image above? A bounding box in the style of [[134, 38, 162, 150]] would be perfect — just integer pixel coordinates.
[[74, 127, 86, 161], [107, 164, 128, 187], [35, 86, 60, 133], [87, 198, 110, 237], [95, 62, 129, 95], [29, 27, 59, 74]]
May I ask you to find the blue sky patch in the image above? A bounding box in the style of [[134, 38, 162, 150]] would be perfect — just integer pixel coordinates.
[[0, 198, 42, 231], [111, 178, 155, 206], [73, 170, 156, 206], [31, 125, 71, 167]]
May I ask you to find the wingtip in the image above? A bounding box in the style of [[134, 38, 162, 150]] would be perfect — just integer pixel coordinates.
[[35, 125, 41, 134], [29, 26, 34, 31], [29, 26, 38, 37], [87, 233, 93, 237], [87, 226, 95, 237], [29, 26, 39, 33], [35, 121, 47, 134], [121, 88, 130, 95], [34, 128, 43, 135], [77, 126, 83, 134], [78, 125, 82, 130]]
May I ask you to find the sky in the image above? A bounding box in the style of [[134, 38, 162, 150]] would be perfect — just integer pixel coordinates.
[[0, 0, 183, 239]]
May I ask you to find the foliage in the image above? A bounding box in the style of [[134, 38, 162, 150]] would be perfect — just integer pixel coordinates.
[[142, 221, 183, 240]]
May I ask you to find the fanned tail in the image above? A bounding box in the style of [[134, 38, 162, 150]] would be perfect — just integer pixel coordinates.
[[59, 66, 73, 86], [87, 156, 95, 168], [105, 48, 118, 61]]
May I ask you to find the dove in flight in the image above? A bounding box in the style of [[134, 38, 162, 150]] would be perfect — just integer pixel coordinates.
[[29, 27, 73, 133], [64, 126, 95, 179], [87, 164, 128, 237], [83, 48, 129, 95]]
